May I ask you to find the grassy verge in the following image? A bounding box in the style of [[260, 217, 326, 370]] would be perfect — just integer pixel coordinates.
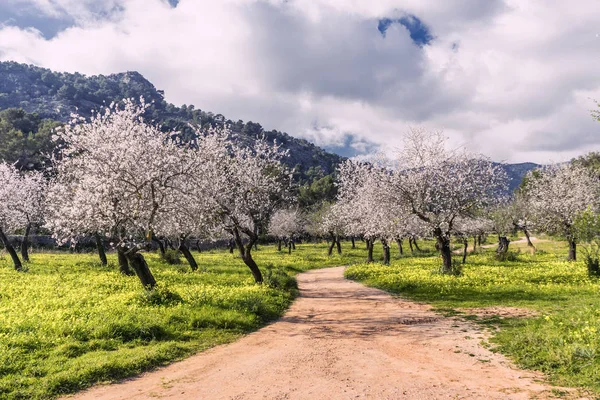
[[0, 242, 363, 399], [345, 239, 600, 395]]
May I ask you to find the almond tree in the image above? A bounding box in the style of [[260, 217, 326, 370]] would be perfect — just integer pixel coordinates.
[[150, 168, 214, 272], [197, 131, 294, 283], [336, 159, 399, 263], [5, 166, 46, 263], [0, 163, 47, 269], [489, 205, 516, 255], [45, 175, 130, 271], [511, 194, 536, 248], [453, 217, 493, 264], [46, 99, 198, 288], [308, 202, 344, 256], [393, 129, 507, 273], [393, 214, 429, 256], [269, 208, 303, 253], [0, 163, 26, 270], [524, 164, 599, 261]]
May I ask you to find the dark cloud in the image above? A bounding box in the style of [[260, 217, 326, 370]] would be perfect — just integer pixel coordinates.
[[523, 128, 600, 152], [1, 0, 599, 163], [247, 2, 424, 102], [244, 2, 471, 123], [0, 3, 74, 38]]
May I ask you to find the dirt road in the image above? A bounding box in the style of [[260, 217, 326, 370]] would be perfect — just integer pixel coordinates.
[[68, 267, 559, 400]]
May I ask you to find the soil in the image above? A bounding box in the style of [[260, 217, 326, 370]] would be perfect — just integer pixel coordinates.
[[455, 236, 547, 255], [67, 266, 581, 400], [460, 307, 539, 319], [481, 236, 548, 249]]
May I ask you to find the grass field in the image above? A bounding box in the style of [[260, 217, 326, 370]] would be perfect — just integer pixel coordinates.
[[3, 237, 600, 398], [346, 238, 600, 395], [0, 243, 365, 399]]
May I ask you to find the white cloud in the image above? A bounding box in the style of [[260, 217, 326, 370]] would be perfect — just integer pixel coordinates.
[[0, 0, 599, 163]]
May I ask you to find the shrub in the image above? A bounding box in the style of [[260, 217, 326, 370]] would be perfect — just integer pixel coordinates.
[[160, 249, 181, 265], [584, 255, 600, 277], [445, 259, 463, 276], [264, 264, 298, 291], [495, 250, 520, 262], [136, 286, 183, 306]]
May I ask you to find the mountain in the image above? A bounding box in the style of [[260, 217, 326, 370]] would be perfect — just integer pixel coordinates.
[[0, 61, 343, 182], [0, 60, 539, 195], [498, 162, 541, 193]]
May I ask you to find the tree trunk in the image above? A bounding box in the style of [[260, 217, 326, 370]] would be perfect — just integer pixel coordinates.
[[165, 239, 176, 251], [351, 237, 356, 249], [151, 233, 165, 256], [496, 236, 510, 254], [0, 227, 22, 271], [473, 235, 477, 252], [125, 252, 156, 289], [21, 223, 31, 262], [412, 237, 421, 252], [523, 228, 535, 249], [408, 237, 414, 252], [328, 232, 335, 256], [288, 240, 292, 255], [396, 238, 403, 255], [178, 241, 198, 271], [117, 248, 134, 276], [477, 235, 482, 247], [95, 233, 107, 266], [382, 239, 390, 265], [336, 235, 342, 255], [462, 239, 468, 264], [367, 239, 374, 263], [277, 240, 282, 251], [435, 230, 452, 274], [291, 240, 296, 250], [232, 228, 263, 283], [568, 240, 576, 261], [243, 241, 262, 283], [228, 239, 235, 254]]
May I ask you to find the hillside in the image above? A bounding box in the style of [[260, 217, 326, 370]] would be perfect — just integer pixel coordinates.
[[0, 61, 538, 193], [0, 61, 343, 182], [499, 162, 540, 193]]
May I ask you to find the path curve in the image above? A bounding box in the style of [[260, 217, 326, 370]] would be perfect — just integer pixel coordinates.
[[68, 267, 557, 400]]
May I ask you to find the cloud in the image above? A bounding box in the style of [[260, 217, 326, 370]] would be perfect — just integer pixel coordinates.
[[0, 0, 599, 163]]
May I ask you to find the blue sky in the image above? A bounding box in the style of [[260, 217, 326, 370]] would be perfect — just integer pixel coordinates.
[[0, 4, 72, 38], [377, 16, 433, 47], [0, 0, 599, 163]]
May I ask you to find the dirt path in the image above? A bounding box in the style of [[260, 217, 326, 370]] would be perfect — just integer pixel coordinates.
[[480, 236, 546, 249], [68, 267, 561, 400], [455, 236, 547, 254]]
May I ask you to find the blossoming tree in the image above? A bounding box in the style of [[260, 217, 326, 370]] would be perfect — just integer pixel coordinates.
[[269, 208, 303, 253], [392, 128, 507, 273], [0, 163, 46, 269], [195, 131, 294, 283], [46, 99, 200, 287], [524, 164, 599, 261]]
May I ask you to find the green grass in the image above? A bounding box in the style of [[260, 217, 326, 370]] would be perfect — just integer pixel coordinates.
[[0, 242, 364, 399], [345, 238, 600, 394], [5, 237, 600, 397]]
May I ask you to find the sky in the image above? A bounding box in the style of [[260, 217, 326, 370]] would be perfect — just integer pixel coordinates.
[[0, 0, 599, 163]]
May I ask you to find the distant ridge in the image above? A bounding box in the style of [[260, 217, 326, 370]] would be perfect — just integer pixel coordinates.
[[0, 61, 343, 181], [0, 60, 539, 191]]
